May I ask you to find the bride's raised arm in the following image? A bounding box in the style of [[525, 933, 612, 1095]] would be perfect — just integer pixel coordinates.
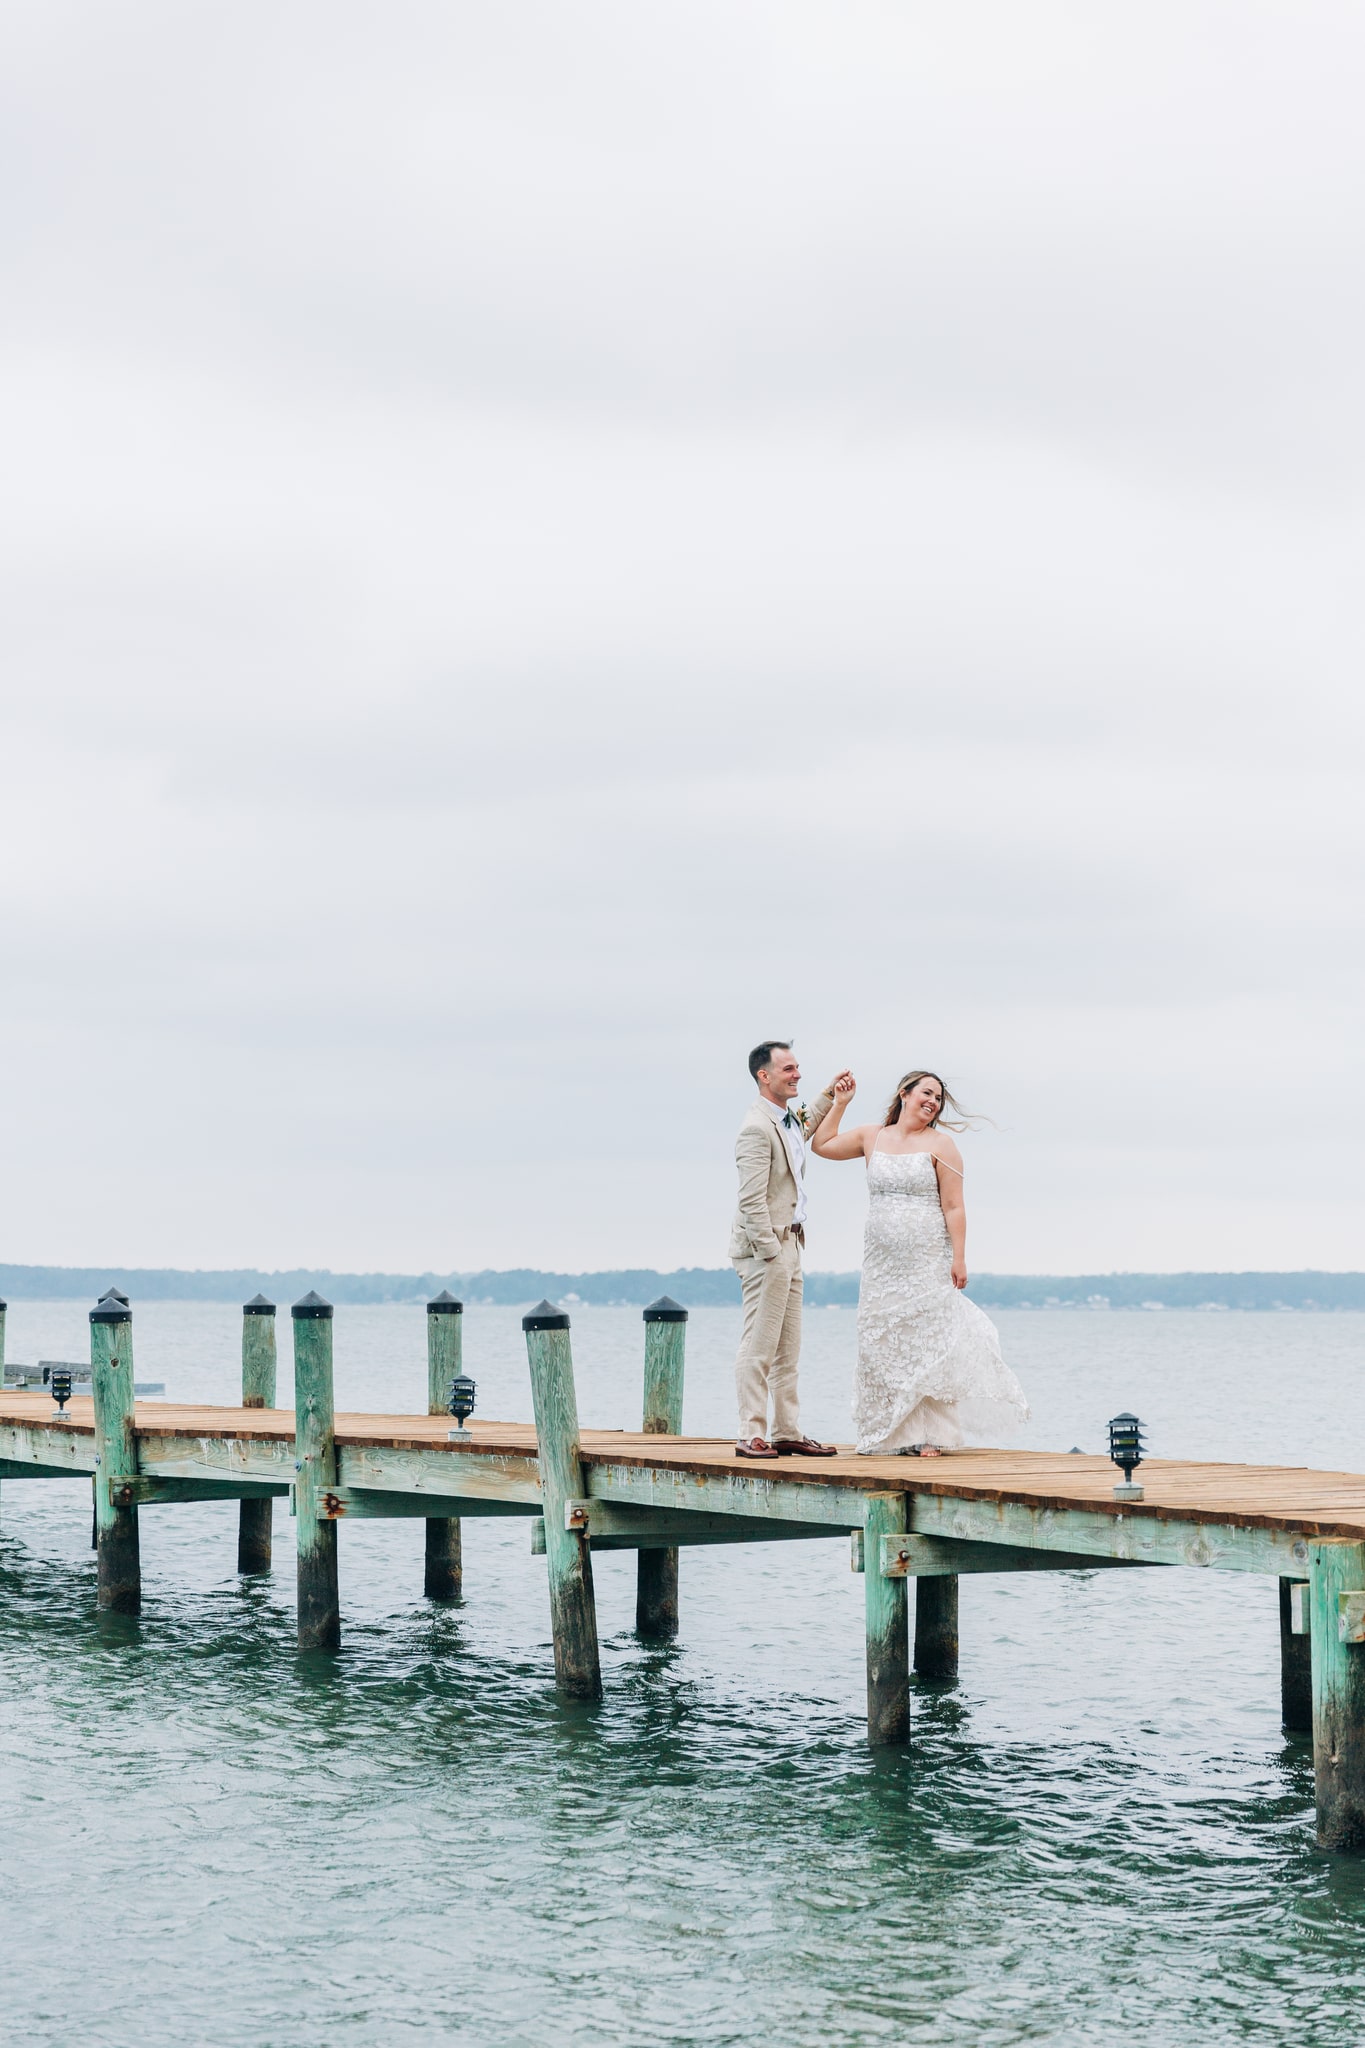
[[810, 1075, 873, 1161]]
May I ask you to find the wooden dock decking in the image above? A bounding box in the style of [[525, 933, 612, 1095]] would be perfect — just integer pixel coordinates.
[[6, 1394, 1365, 1540], [3, 1291, 1365, 1850]]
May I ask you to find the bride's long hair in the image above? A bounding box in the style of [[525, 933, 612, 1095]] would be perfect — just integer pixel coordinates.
[[883, 1070, 981, 1133]]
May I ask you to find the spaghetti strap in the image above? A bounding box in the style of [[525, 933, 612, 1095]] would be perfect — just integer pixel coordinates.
[[867, 1128, 963, 1177]]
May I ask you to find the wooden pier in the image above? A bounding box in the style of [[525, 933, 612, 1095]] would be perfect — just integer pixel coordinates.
[[3, 1291, 1365, 1848]]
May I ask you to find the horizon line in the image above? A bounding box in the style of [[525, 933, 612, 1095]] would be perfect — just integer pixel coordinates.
[[3, 1261, 1363, 1278]]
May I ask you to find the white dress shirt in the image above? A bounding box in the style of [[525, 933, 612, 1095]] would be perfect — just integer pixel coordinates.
[[761, 1097, 808, 1227]]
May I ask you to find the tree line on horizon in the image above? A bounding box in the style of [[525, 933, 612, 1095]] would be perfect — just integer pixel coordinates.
[[1, 1264, 1362, 1312]]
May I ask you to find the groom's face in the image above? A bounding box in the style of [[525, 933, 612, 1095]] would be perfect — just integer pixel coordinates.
[[761, 1049, 801, 1102]]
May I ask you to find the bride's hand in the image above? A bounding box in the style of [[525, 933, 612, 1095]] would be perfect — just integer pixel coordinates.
[[951, 1261, 968, 1291], [829, 1071, 856, 1102]]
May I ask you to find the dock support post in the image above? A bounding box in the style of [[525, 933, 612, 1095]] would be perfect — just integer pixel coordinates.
[[523, 1301, 601, 1700], [1309, 1539, 1365, 1848], [636, 1295, 687, 1639], [292, 1292, 339, 1651], [90, 1296, 140, 1614], [914, 1574, 959, 1683], [237, 1294, 277, 1574], [424, 1292, 464, 1602], [864, 1493, 910, 1744], [1279, 1576, 1311, 1734], [0, 1294, 5, 1517]]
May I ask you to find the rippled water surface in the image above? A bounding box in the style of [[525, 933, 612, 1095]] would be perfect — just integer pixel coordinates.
[[4, 1302, 1365, 2046]]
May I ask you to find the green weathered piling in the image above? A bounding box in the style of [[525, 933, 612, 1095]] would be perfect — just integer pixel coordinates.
[[914, 1573, 959, 1682], [424, 1292, 464, 1602], [1280, 1576, 1311, 1733], [237, 1294, 277, 1574], [0, 1294, 6, 1518], [636, 1295, 687, 1639], [292, 1292, 339, 1651], [90, 1297, 140, 1614], [523, 1302, 601, 1699], [863, 1492, 910, 1743], [1309, 1539, 1365, 1847]]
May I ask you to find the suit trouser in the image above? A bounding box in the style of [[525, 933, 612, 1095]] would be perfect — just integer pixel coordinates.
[[733, 1236, 803, 1442]]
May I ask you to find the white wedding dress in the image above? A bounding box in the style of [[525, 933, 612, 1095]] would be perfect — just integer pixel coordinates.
[[853, 1142, 1029, 1454]]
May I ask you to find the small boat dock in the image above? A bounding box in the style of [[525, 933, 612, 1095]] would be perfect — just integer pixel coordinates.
[[1, 1291, 1362, 1850]]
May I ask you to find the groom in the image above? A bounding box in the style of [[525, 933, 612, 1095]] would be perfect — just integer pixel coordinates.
[[730, 1040, 849, 1458]]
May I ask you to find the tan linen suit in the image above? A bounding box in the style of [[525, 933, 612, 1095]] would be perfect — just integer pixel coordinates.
[[729, 1089, 834, 1442]]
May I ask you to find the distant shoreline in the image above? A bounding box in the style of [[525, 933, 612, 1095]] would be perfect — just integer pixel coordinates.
[[1, 1264, 1361, 1312]]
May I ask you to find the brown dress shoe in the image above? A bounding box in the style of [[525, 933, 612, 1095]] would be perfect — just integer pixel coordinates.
[[771, 1435, 838, 1457], [735, 1436, 781, 1459]]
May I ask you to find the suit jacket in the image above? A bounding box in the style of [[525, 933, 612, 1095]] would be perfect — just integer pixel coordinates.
[[728, 1091, 835, 1263]]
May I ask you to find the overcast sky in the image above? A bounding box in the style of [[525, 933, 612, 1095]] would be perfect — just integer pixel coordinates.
[[3, 3, 1362, 1278]]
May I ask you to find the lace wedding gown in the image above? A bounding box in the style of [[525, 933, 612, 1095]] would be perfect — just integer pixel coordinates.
[[853, 1145, 1029, 1453]]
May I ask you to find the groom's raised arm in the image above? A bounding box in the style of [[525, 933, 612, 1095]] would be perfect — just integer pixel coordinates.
[[797, 1086, 837, 1140], [735, 1122, 782, 1261]]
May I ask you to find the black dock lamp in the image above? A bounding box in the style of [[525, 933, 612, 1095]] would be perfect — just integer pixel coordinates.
[[50, 1368, 73, 1418], [448, 1374, 477, 1442], [1108, 1412, 1146, 1502]]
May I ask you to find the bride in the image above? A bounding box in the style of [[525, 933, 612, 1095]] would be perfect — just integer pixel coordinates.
[[811, 1069, 1028, 1456]]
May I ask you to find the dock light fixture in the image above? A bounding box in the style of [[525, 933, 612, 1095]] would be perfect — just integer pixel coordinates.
[[448, 1375, 477, 1442], [1108, 1413, 1145, 1501], [50, 1368, 73, 1417]]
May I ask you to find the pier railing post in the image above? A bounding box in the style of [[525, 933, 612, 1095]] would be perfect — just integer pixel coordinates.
[[523, 1301, 601, 1700], [292, 1292, 340, 1651], [914, 1574, 959, 1683], [1279, 1576, 1311, 1734], [237, 1294, 277, 1574], [636, 1295, 686, 1640], [0, 1294, 6, 1518], [424, 1292, 464, 1602], [863, 1493, 910, 1744], [1309, 1539, 1365, 1848], [90, 1295, 141, 1614]]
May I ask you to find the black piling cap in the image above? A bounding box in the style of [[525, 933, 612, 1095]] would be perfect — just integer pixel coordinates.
[[291, 1290, 334, 1319], [243, 1292, 276, 1315], [0, 1298, 6, 1312], [427, 1290, 464, 1315], [99, 1287, 130, 1306], [522, 1298, 570, 1331], [643, 1294, 688, 1324], [90, 1295, 132, 1324]]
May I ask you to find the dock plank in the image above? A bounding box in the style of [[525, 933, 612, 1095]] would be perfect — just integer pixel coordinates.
[[2, 1394, 1363, 1540]]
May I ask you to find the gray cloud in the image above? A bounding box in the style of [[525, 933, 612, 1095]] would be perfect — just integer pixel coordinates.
[[2, 2, 1362, 1276]]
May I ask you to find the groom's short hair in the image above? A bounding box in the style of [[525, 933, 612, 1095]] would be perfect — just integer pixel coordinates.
[[748, 1039, 791, 1081]]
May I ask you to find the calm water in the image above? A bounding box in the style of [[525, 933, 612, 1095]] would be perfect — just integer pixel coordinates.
[[4, 1302, 1365, 2046]]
